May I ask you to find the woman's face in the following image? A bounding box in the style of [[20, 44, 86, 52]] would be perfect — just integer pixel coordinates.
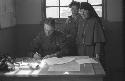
[[71, 5, 79, 15], [79, 8, 89, 19]]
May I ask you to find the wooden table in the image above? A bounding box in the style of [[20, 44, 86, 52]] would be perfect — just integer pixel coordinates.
[[0, 56, 105, 81]]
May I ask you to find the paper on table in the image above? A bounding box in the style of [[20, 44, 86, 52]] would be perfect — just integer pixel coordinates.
[[44, 57, 75, 65], [4, 69, 19, 75], [31, 69, 42, 75], [75, 58, 98, 64], [16, 70, 32, 75], [48, 61, 80, 71]]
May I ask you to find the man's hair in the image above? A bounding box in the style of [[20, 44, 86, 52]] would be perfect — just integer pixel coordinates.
[[69, 1, 80, 9], [44, 18, 55, 28]]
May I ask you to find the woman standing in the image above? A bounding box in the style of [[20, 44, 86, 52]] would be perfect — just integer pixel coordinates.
[[76, 2, 106, 60]]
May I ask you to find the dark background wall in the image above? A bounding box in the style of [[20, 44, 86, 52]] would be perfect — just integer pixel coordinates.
[[15, 0, 42, 57], [103, 0, 124, 80], [0, 0, 124, 80], [0, 27, 16, 57], [104, 0, 123, 69]]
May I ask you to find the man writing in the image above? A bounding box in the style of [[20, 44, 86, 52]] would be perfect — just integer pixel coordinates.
[[28, 18, 69, 59]]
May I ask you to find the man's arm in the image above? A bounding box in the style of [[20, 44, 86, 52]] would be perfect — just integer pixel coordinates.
[[56, 34, 70, 57], [63, 16, 73, 35], [27, 33, 42, 57]]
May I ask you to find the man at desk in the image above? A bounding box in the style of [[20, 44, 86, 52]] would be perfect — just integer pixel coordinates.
[[28, 18, 69, 59]]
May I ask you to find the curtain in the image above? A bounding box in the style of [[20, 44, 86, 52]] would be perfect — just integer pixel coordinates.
[[40, 0, 46, 25], [0, 0, 16, 29]]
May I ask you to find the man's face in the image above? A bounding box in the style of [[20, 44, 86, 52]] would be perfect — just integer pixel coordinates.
[[44, 24, 54, 36], [71, 5, 79, 15]]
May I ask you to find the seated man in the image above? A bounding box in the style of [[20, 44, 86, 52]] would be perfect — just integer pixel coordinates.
[[28, 18, 69, 59]]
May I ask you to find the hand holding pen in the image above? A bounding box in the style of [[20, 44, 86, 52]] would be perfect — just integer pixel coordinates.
[[33, 52, 41, 59]]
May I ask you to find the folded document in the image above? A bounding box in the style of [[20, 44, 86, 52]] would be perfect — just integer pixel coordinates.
[[43, 57, 75, 65], [48, 61, 80, 71], [75, 58, 98, 64]]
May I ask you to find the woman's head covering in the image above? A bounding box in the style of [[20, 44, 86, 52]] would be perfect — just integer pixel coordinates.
[[80, 2, 102, 26], [80, 2, 99, 18]]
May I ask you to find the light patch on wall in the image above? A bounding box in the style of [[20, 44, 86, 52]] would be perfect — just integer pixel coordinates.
[[107, 0, 123, 21], [16, 0, 41, 24], [0, 0, 16, 28]]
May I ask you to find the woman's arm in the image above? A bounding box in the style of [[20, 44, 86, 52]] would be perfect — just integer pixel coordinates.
[[94, 19, 106, 59]]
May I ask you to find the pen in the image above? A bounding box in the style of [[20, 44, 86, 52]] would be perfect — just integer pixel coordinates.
[[42, 55, 49, 60]]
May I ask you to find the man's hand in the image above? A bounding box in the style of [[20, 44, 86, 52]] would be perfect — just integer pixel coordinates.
[[33, 52, 41, 59], [43, 53, 57, 59]]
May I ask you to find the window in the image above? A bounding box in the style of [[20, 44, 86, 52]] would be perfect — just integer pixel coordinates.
[[46, 0, 103, 18]]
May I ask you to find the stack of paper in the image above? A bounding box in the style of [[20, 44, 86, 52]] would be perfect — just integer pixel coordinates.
[[31, 69, 42, 75], [48, 61, 80, 71], [75, 58, 98, 64], [4, 69, 19, 75], [43, 57, 75, 65], [16, 70, 32, 75]]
